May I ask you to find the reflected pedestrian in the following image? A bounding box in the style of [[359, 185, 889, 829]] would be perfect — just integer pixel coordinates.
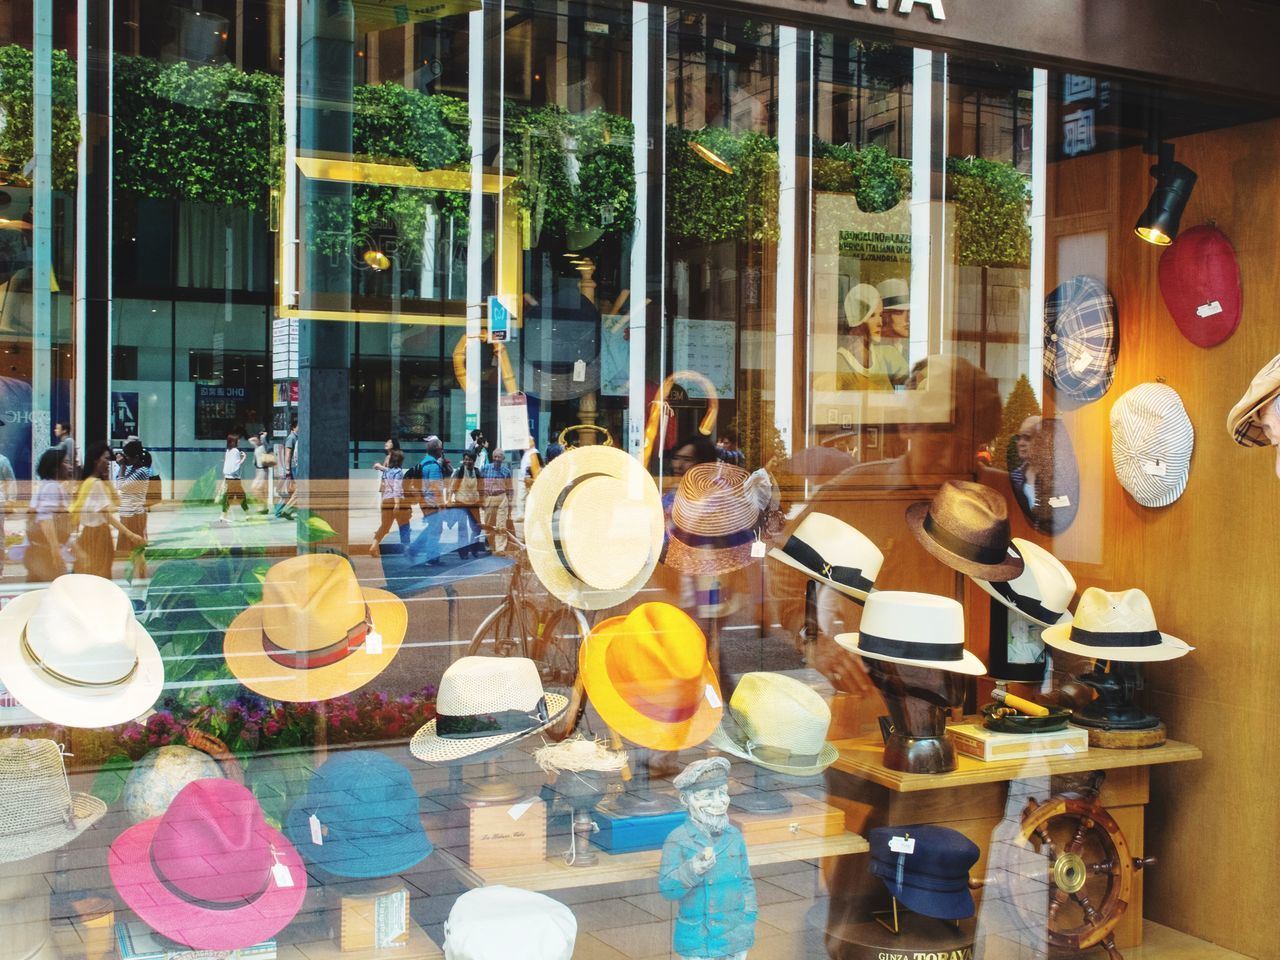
[[71, 441, 142, 578], [217, 432, 248, 525], [25, 446, 67, 583], [479, 448, 512, 555]]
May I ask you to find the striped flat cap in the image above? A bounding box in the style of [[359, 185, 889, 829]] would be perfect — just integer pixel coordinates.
[[1111, 382, 1194, 508], [1043, 275, 1117, 403]]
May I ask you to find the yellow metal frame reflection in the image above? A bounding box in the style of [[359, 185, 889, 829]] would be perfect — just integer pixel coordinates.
[[277, 155, 522, 329]]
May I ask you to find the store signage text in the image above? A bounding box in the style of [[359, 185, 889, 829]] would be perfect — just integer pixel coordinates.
[[799, 0, 946, 22]]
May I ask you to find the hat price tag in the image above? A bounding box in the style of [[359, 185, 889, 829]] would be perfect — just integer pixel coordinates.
[[572, 359, 586, 382], [750, 538, 766, 559], [309, 813, 323, 846], [888, 835, 915, 855], [1196, 299, 1224, 318], [365, 629, 383, 656], [1070, 347, 1095, 375], [705, 684, 722, 709], [1049, 495, 1071, 509], [1141, 459, 1168, 477], [508, 798, 535, 821], [269, 847, 294, 888]]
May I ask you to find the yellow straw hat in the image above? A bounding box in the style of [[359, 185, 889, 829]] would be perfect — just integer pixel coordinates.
[[224, 554, 407, 702]]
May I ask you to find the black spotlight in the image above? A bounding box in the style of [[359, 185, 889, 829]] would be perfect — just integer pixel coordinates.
[[1134, 144, 1196, 246]]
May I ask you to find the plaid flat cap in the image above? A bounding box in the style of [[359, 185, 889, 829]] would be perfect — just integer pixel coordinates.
[[1043, 275, 1117, 403], [1228, 352, 1280, 446]]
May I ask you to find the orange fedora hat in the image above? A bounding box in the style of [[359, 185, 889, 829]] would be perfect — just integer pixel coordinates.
[[579, 603, 722, 751]]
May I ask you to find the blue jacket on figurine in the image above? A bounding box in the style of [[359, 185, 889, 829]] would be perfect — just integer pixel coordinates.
[[658, 819, 758, 958]]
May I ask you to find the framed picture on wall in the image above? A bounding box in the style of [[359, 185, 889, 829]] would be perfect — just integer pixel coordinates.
[[987, 598, 1049, 684]]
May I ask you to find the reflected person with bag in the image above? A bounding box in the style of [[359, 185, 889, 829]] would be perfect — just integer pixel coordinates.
[[450, 450, 485, 559], [25, 446, 69, 583]]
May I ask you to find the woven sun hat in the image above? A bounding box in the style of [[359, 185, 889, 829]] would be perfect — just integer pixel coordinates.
[[108, 778, 307, 950], [0, 574, 163, 728], [224, 554, 407, 703], [769, 512, 883, 602], [410, 657, 568, 763], [285, 751, 432, 878], [580, 602, 723, 751], [971, 538, 1076, 629], [707, 672, 837, 776], [0, 738, 105, 864], [1042, 587, 1192, 663], [1228, 352, 1280, 447], [525, 445, 664, 611], [1043, 274, 1117, 403], [443, 885, 577, 960], [906, 480, 1024, 581], [122, 745, 225, 825], [1159, 225, 1242, 348], [1110, 382, 1195, 508], [664, 462, 761, 576], [836, 591, 986, 676]]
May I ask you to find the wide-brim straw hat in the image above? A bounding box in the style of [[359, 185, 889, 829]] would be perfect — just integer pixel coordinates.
[[907, 480, 1024, 581], [1228, 352, 1280, 447], [526, 445, 664, 611], [410, 657, 568, 763], [706, 672, 838, 776], [972, 538, 1075, 629], [664, 462, 760, 576], [579, 603, 722, 752], [0, 738, 106, 865], [0, 575, 164, 729], [768, 512, 883, 602], [224, 554, 407, 703], [1041, 587, 1192, 663], [836, 591, 986, 676]]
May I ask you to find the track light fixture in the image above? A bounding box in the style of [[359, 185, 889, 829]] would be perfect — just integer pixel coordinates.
[[1134, 143, 1196, 246]]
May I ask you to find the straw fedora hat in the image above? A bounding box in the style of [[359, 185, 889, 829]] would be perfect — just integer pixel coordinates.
[[836, 591, 986, 676], [0, 574, 163, 728], [664, 462, 761, 576], [1228, 351, 1280, 447], [410, 657, 568, 763], [579, 602, 722, 751], [907, 480, 1024, 581], [0, 738, 105, 864], [224, 554, 406, 703], [707, 672, 837, 776], [769, 513, 883, 602], [525, 445, 664, 611], [1041, 587, 1192, 663], [109, 779, 307, 950], [971, 538, 1076, 628]]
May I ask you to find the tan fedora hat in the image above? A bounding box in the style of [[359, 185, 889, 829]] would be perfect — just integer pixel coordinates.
[[907, 480, 1024, 581], [224, 554, 406, 702], [663, 462, 761, 576], [0, 738, 106, 864], [1041, 587, 1192, 663], [707, 672, 838, 776], [525, 445, 664, 611], [1229, 352, 1280, 449]]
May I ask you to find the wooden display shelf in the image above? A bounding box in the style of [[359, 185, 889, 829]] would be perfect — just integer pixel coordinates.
[[464, 830, 869, 893], [832, 734, 1202, 792]]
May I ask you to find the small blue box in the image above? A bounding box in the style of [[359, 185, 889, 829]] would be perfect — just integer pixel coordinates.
[[591, 804, 685, 853]]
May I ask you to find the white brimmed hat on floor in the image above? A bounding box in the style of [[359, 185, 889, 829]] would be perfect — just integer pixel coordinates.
[[971, 538, 1076, 628], [1041, 587, 1192, 663], [444, 886, 577, 960], [410, 657, 568, 763], [525, 445, 664, 611], [0, 574, 163, 728], [769, 513, 883, 602], [836, 591, 985, 676]]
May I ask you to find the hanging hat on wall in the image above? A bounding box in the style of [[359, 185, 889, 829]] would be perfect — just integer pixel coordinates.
[[768, 513, 883, 602], [707, 672, 838, 776], [1110, 382, 1195, 508], [579, 603, 722, 751], [0, 738, 106, 864], [868, 824, 980, 921], [836, 591, 985, 676], [663, 462, 761, 576], [1158, 225, 1242, 348], [108, 779, 308, 951], [1227, 351, 1280, 448], [285, 751, 432, 878], [1043, 275, 1117, 403], [0, 574, 164, 728], [1041, 587, 1192, 663], [410, 657, 568, 763], [906, 480, 1024, 581], [443, 886, 577, 960], [1012, 418, 1081, 536], [223, 554, 407, 703], [971, 538, 1075, 628], [525, 445, 664, 610]]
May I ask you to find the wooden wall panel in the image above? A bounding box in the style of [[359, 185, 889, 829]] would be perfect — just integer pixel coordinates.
[[1042, 118, 1280, 957]]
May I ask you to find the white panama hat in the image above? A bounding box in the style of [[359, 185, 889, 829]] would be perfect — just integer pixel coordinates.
[[836, 591, 985, 676], [0, 574, 163, 728], [769, 512, 883, 602], [971, 538, 1076, 628], [707, 672, 838, 776], [1041, 587, 1192, 663]]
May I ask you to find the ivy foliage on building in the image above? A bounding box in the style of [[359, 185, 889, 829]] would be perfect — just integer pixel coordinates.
[[0, 45, 79, 191], [946, 156, 1031, 267]]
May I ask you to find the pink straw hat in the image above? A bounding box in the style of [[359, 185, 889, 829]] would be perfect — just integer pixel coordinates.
[[108, 779, 307, 950]]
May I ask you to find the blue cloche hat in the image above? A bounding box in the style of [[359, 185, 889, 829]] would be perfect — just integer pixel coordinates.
[[868, 824, 980, 921], [285, 751, 432, 878]]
